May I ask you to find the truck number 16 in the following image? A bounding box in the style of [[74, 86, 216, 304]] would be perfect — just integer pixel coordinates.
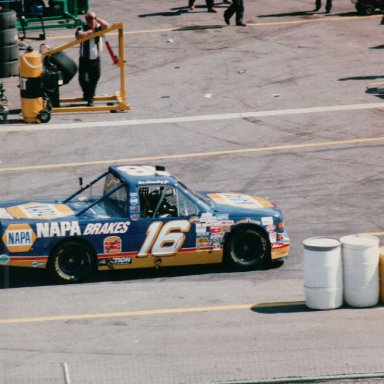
[[137, 220, 191, 257]]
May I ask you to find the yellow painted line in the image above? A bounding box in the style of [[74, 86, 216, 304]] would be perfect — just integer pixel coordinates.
[[362, 232, 384, 237], [45, 14, 381, 40], [0, 135, 383, 173], [0, 302, 303, 325]]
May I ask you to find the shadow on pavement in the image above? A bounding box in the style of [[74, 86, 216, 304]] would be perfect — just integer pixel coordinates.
[[338, 75, 384, 81], [175, 24, 225, 31], [1, 260, 285, 289], [258, 10, 360, 18], [138, 9, 189, 18], [251, 301, 310, 314]]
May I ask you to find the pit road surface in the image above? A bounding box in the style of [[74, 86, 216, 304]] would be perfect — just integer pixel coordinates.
[[1, 0, 384, 383]]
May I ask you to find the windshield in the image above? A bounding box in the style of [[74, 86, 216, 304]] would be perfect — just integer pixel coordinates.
[[176, 179, 211, 211], [62, 172, 127, 216]]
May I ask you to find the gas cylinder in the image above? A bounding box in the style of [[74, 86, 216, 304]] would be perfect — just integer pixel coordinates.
[[19, 48, 50, 123]]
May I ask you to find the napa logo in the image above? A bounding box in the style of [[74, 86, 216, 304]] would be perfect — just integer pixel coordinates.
[[2, 224, 37, 252]]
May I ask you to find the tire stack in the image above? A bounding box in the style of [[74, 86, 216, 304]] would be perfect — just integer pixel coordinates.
[[0, 9, 19, 79]]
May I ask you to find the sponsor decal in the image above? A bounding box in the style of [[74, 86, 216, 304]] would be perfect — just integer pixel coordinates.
[[269, 232, 277, 243], [265, 224, 276, 233], [83, 222, 130, 235], [32, 261, 46, 268], [261, 217, 274, 226], [200, 213, 215, 223], [197, 237, 210, 248], [209, 233, 224, 250], [36, 221, 130, 238], [104, 236, 122, 254], [37, 221, 81, 237], [0, 254, 9, 265], [130, 205, 140, 212], [210, 226, 223, 234], [2, 223, 37, 252], [118, 165, 171, 177], [235, 218, 261, 225], [99, 257, 132, 266], [196, 224, 209, 235], [130, 214, 139, 221], [130, 197, 139, 206], [208, 193, 273, 209], [7, 202, 74, 220], [137, 180, 169, 185]]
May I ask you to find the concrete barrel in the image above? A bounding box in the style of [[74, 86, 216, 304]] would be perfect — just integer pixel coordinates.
[[340, 235, 379, 308], [303, 237, 342, 310]]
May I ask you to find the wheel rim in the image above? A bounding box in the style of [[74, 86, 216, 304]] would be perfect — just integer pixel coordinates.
[[54, 243, 92, 282], [230, 230, 265, 266]]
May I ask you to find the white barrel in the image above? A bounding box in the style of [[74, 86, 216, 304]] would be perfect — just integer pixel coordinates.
[[340, 234, 379, 308], [379, 246, 384, 304], [303, 237, 342, 310]]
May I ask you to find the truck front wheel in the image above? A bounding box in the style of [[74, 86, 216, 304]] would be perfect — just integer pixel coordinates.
[[49, 241, 94, 283]]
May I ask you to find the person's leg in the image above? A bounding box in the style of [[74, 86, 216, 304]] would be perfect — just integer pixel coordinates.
[[235, 0, 245, 25], [87, 58, 101, 105], [78, 58, 90, 101], [189, 0, 195, 10], [224, 2, 235, 23], [207, 0, 217, 12], [325, 0, 332, 12], [315, 0, 321, 11]]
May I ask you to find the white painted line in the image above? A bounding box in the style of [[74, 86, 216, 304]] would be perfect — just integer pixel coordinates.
[[3, 102, 384, 132]]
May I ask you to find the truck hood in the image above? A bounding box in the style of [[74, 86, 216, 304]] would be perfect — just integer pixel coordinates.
[[199, 192, 280, 215], [0, 200, 92, 221]]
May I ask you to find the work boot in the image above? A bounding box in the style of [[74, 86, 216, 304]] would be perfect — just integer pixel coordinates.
[[208, 8, 218, 12]]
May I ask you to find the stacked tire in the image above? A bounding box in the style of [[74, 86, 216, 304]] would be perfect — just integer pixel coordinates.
[[0, 10, 19, 79]]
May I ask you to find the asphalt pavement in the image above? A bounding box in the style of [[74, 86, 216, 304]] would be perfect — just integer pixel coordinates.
[[1, 0, 384, 383]]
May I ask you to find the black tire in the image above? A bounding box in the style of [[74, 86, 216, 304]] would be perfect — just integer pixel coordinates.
[[49, 241, 95, 283], [49, 51, 78, 85], [37, 109, 51, 123], [0, 28, 18, 46], [226, 227, 269, 270], [0, 60, 18, 79], [0, 44, 18, 63], [0, 110, 8, 122], [0, 10, 17, 30], [363, 5, 375, 15]]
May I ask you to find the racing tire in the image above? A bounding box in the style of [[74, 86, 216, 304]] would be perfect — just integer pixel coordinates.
[[49, 241, 95, 283], [363, 5, 375, 15], [0, 60, 19, 79], [1, 111, 8, 123], [0, 28, 18, 46], [226, 227, 269, 270], [0, 44, 19, 63], [49, 51, 78, 85], [0, 10, 17, 30]]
